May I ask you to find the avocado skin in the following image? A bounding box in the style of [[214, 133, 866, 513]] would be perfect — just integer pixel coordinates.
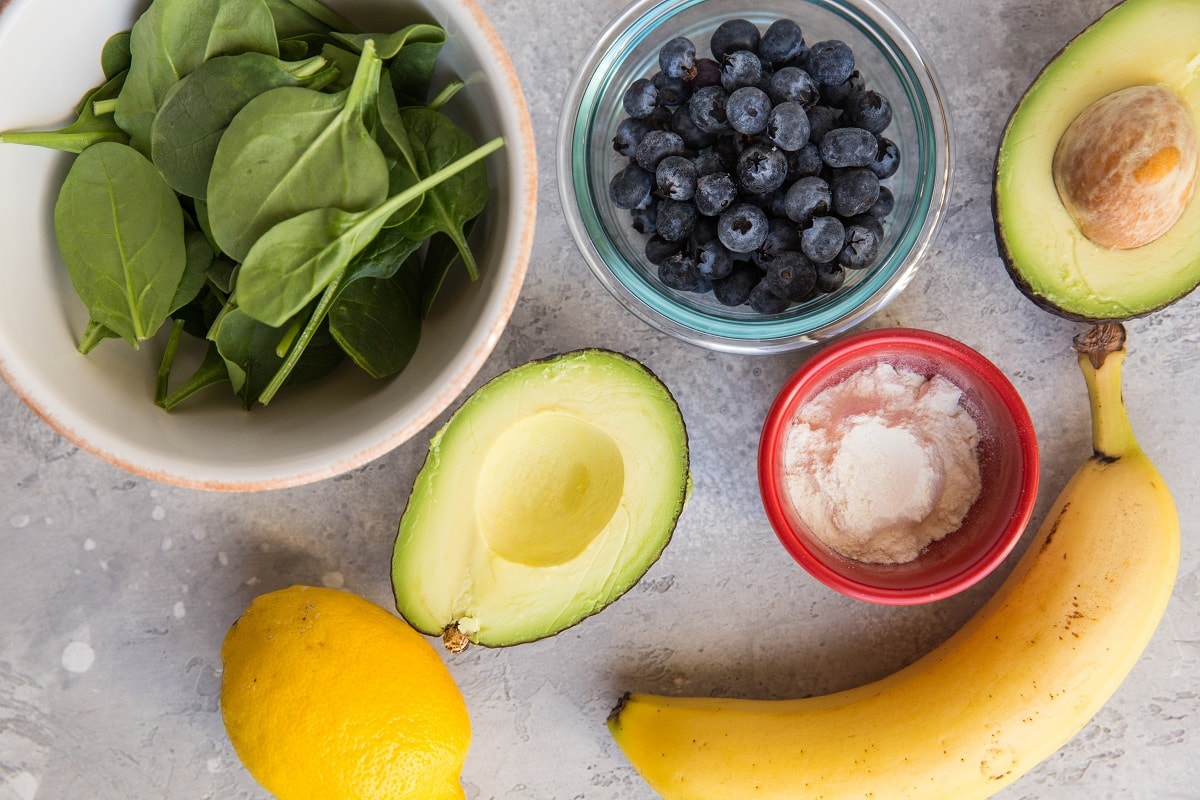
[[990, 0, 1200, 323], [390, 348, 691, 649]]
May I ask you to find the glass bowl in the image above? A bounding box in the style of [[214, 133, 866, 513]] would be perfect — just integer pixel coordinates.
[[758, 328, 1040, 604], [559, 0, 952, 353]]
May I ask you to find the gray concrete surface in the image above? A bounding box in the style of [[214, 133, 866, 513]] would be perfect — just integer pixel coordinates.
[[2, 0, 1199, 798]]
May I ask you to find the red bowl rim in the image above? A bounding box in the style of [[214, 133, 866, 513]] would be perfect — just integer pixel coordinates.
[[757, 327, 1040, 605]]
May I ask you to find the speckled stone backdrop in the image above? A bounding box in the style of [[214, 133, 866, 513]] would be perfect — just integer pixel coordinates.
[[2, 0, 1198, 798]]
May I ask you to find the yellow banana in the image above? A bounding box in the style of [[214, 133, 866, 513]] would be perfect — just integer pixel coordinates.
[[608, 323, 1179, 800]]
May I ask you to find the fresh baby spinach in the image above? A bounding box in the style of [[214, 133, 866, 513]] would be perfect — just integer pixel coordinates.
[[116, 0, 280, 154], [206, 39, 388, 262], [53, 142, 187, 345], [4, 0, 506, 410], [151, 52, 339, 198], [394, 107, 492, 280]]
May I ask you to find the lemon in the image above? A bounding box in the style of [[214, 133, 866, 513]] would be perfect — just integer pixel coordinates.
[[220, 585, 471, 800]]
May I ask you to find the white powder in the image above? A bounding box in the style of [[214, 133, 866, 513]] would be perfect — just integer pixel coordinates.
[[783, 362, 982, 564]]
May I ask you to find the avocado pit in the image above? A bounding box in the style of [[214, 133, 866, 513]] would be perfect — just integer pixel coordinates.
[[1052, 84, 1198, 250]]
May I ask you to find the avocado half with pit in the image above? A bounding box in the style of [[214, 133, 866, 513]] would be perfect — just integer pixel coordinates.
[[993, 0, 1200, 321], [392, 349, 690, 650]]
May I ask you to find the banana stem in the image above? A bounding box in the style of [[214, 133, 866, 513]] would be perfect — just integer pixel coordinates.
[[1074, 322, 1138, 460]]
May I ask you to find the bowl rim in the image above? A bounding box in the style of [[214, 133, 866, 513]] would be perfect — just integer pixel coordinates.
[[558, 0, 954, 354], [0, 0, 538, 492], [757, 326, 1041, 604]]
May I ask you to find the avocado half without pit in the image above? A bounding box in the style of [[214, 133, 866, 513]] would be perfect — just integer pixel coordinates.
[[993, 0, 1200, 321], [391, 349, 690, 651]]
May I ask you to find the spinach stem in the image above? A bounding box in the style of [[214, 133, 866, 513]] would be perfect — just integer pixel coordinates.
[[92, 98, 118, 116], [154, 318, 186, 406], [428, 80, 465, 112]]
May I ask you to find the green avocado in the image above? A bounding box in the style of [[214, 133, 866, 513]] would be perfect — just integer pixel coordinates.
[[993, 0, 1200, 321], [391, 349, 690, 650]]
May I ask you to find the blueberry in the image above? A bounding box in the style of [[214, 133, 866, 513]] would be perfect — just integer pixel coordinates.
[[756, 216, 804, 266], [736, 143, 789, 195], [690, 57, 723, 89], [630, 200, 657, 235], [831, 167, 880, 217], [765, 250, 818, 301], [693, 238, 735, 280], [656, 197, 698, 241], [806, 40, 855, 85], [712, 260, 761, 306], [820, 126, 879, 168], [868, 136, 901, 179], [692, 149, 727, 177], [838, 217, 883, 269], [634, 129, 686, 172], [846, 212, 884, 243], [747, 279, 791, 313], [819, 70, 865, 109], [783, 175, 831, 224], [868, 185, 895, 219], [815, 260, 846, 293], [801, 214, 845, 263], [656, 155, 698, 201], [718, 203, 769, 253], [844, 89, 892, 134], [688, 85, 730, 133], [653, 71, 693, 106], [658, 250, 702, 290], [609, 164, 654, 209], [622, 77, 660, 119], [765, 101, 810, 151], [726, 86, 772, 135], [670, 104, 717, 150], [710, 18, 760, 61], [645, 234, 682, 265], [787, 142, 824, 180], [766, 66, 820, 108], [758, 19, 806, 67], [694, 171, 738, 216], [805, 104, 841, 145], [613, 116, 653, 157], [720, 50, 763, 92], [659, 36, 697, 80]]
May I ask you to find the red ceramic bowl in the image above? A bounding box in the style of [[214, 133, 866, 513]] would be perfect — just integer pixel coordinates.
[[758, 327, 1039, 604]]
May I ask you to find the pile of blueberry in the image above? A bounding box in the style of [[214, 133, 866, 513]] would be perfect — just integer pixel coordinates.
[[607, 17, 901, 314]]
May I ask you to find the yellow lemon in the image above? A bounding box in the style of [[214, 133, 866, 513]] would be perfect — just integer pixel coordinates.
[[220, 585, 471, 800]]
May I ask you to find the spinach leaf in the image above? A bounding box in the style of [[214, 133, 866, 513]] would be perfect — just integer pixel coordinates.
[[53, 142, 187, 345], [329, 250, 422, 378], [77, 320, 120, 355], [151, 53, 339, 199], [115, 0, 279, 154], [420, 216, 477, 317], [0, 70, 128, 153], [100, 31, 132, 81], [394, 107, 492, 279], [316, 42, 361, 92], [172, 227, 217, 313], [375, 71, 423, 227], [234, 133, 503, 327], [264, 0, 358, 37], [211, 304, 342, 408], [332, 23, 444, 60], [206, 40, 388, 262]]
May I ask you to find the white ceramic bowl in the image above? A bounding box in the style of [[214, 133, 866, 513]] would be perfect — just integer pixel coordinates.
[[0, 0, 536, 491]]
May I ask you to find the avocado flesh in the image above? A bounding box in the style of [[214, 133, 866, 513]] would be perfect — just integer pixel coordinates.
[[994, 0, 1200, 321], [392, 349, 690, 648]]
